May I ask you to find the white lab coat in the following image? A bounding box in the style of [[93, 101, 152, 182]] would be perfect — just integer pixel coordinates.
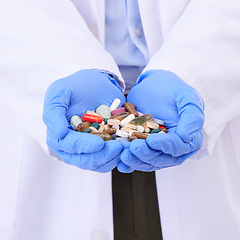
[[0, 0, 240, 239]]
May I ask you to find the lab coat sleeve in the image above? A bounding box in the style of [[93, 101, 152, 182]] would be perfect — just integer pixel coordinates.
[[0, 0, 123, 154], [144, 0, 240, 156]]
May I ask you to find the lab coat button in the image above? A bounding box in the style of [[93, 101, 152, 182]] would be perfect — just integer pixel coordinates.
[[91, 230, 108, 240], [134, 26, 143, 37]]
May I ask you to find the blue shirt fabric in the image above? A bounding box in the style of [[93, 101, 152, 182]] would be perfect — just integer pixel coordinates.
[[105, 0, 150, 68]]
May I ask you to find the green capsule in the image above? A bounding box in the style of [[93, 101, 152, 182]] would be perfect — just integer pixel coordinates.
[[104, 118, 108, 124], [83, 128, 91, 133], [151, 129, 161, 134], [91, 122, 100, 130], [130, 114, 153, 126]]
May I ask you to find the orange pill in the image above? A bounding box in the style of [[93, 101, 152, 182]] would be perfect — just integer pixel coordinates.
[[82, 114, 103, 123]]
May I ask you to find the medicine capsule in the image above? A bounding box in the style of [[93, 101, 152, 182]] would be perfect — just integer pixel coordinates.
[[123, 123, 137, 130], [146, 121, 159, 129], [159, 126, 167, 133], [115, 137, 129, 142], [153, 118, 165, 125], [104, 127, 117, 135], [77, 122, 91, 132], [116, 130, 129, 138], [136, 125, 144, 133], [91, 122, 100, 130], [110, 98, 121, 111], [90, 132, 112, 141], [103, 118, 108, 124], [111, 107, 126, 116], [89, 126, 98, 133], [107, 119, 121, 125], [109, 112, 130, 121], [83, 128, 92, 133], [82, 114, 103, 123], [144, 126, 151, 133], [124, 103, 138, 117], [104, 124, 110, 131], [151, 129, 162, 134], [129, 135, 138, 141], [98, 123, 105, 132], [112, 124, 120, 131], [120, 127, 133, 133], [86, 110, 101, 117], [129, 130, 137, 137], [70, 115, 82, 130], [132, 132, 149, 140], [123, 103, 136, 109], [130, 114, 153, 126], [120, 114, 135, 127]]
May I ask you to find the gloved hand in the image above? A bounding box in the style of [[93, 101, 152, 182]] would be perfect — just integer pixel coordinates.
[[43, 69, 125, 173], [118, 70, 205, 173]]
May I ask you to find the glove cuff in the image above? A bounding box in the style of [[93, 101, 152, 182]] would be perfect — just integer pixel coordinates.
[[93, 69, 124, 93]]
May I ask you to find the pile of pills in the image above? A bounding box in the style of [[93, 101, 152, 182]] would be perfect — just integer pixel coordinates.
[[70, 98, 167, 141]]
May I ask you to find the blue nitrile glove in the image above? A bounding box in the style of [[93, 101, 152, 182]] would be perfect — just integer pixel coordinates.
[[118, 70, 205, 173], [43, 69, 125, 173]]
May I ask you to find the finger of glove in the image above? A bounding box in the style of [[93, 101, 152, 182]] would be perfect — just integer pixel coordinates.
[[130, 139, 160, 160], [121, 141, 130, 150], [129, 139, 190, 167], [117, 161, 135, 173], [135, 146, 197, 168], [53, 140, 122, 170], [94, 155, 121, 173], [47, 129, 105, 154], [176, 89, 205, 142], [67, 70, 126, 116], [64, 70, 126, 119], [146, 132, 203, 157], [43, 81, 69, 139], [121, 148, 158, 172]]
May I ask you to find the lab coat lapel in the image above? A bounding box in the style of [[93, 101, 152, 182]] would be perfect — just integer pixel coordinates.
[[94, 0, 105, 45], [138, 0, 162, 57]]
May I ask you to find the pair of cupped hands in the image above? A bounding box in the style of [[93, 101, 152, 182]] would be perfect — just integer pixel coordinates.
[[43, 69, 205, 173]]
